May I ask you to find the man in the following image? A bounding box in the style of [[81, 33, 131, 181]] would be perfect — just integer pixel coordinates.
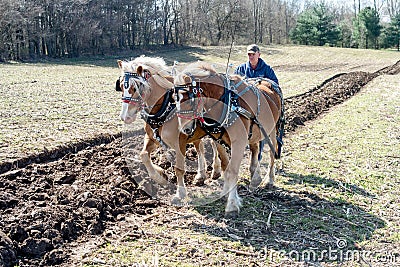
[[234, 44, 282, 161], [234, 44, 279, 86]]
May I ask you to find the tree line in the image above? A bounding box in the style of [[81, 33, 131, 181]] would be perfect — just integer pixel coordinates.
[[0, 0, 399, 61], [290, 2, 400, 50]]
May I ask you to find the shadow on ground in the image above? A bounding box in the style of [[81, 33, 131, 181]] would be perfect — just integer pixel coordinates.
[[191, 179, 384, 259]]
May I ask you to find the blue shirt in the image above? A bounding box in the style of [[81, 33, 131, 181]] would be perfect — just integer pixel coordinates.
[[234, 58, 279, 86]]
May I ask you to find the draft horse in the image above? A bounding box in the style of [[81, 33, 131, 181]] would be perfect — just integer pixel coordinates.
[[116, 57, 227, 203], [174, 62, 282, 217]]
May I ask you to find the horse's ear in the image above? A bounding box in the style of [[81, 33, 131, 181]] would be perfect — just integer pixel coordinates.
[[117, 60, 123, 69], [136, 65, 143, 76], [184, 75, 192, 85]]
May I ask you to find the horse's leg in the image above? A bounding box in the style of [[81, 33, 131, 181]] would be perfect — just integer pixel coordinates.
[[261, 134, 277, 189], [210, 141, 222, 179], [222, 141, 246, 218], [193, 140, 207, 185], [249, 142, 262, 189], [268, 134, 277, 187], [171, 137, 187, 205], [140, 133, 168, 186], [216, 142, 229, 173]]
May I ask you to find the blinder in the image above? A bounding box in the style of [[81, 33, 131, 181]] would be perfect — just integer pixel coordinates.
[[174, 80, 203, 103], [120, 72, 145, 104], [115, 78, 121, 91], [123, 72, 139, 90]]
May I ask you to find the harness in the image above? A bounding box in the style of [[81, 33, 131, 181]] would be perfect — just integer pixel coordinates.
[[140, 89, 176, 128], [247, 78, 285, 158], [174, 74, 283, 156], [142, 91, 177, 149]]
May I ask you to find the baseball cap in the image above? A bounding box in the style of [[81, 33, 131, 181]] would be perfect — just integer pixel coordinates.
[[247, 44, 260, 54]]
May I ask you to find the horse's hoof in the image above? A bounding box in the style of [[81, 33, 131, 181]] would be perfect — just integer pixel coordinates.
[[193, 175, 205, 186], [211, 171, 221, 180], [224, 210, 239, 219], [171, 196, 184, 206], [250, 179, 262, 190]]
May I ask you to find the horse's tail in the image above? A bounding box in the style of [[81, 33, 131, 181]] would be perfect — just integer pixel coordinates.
[[274, 99, 285, 159]]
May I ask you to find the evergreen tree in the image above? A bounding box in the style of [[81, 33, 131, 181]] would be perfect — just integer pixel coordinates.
[[290, 8, 317, 45], [338, 21, 353, 48], [384, 13, 400, 51], [290, 3, 339, 46], [354, 7, 382, 49]]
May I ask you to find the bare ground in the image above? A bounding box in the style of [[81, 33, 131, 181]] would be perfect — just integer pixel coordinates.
[[0, 60, 399, 267]]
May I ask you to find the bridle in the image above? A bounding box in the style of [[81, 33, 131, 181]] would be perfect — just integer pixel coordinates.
[[119, 71, 149, 106], [174, 80, 205, 123]]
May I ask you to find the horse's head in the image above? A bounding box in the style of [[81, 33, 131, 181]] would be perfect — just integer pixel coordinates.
[[116, 60, 151, 124], [173, 74, 201, 135], [173, 62, 219, 135], [116, 57, 173, 124]]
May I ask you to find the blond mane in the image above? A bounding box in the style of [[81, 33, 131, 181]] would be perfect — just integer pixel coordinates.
[[120, 56, 173, 88], [131, 55, 168, 73], [174, 61, 217, 85]]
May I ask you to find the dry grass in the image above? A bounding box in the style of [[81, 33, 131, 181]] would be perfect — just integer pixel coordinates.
[[186, 45, 398, 97], [2, 46, 398, 266], [1, 46, 397, 165], [0, 63, 124, 162]]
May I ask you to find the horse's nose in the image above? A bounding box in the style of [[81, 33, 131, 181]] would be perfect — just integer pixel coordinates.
[[124, 116, 135, 124], [121, 112, 135, 124]]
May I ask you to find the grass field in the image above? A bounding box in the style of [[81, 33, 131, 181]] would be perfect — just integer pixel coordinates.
[[80, 73, 399, 266], [0, 45, 397, 164], [274, 74, 400, 265]]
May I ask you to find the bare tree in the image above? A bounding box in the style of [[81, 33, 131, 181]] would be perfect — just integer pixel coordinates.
[[386, 0, 400, 17], [0, 0, 329, 61]]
